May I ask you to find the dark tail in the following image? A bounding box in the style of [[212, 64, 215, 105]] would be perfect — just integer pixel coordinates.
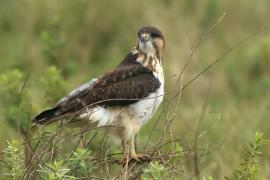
[[33, 107, 61, 125]]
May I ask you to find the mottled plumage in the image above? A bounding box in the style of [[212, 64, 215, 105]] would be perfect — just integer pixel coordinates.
[[33, 26, 165, 161]]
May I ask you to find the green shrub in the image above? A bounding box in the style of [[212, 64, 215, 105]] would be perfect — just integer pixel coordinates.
[[141, 161, 168, 180], [3, 140, 24, 179], [0, 69, 30, 129], [227, 132, 264, 180], [39, 66, 66, 105], [40, 30, 66, 65], [38, 160, 75, 180], [68, 148, 96, 176]]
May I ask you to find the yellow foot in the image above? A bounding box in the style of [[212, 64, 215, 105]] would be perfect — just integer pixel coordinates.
[[122, 153, 150, 166], [130, 153, 150, 162]]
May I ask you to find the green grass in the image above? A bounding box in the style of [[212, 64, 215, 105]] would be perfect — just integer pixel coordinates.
[[0, 0, 270, 178]]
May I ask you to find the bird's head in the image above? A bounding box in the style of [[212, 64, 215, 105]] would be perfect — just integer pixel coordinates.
[[137, 26, 165, 58]]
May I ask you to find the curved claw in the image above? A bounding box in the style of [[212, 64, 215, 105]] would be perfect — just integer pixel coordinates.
[[130, 153, 151, 162], [122, 153, 151, 165]]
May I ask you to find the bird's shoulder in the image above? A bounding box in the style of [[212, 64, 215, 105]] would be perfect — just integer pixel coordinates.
[[56, 51, 161, 110], [94, 55, 152, 88]]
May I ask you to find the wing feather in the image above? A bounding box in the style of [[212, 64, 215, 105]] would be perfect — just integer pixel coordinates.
[[33, 54, 160, 124]]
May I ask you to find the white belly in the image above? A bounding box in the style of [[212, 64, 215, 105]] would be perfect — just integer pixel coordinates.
[[127, 85, 164, 124], [79, 85, 164, 126], [78, 78, 164, 140], [78, 58, 164, 128]]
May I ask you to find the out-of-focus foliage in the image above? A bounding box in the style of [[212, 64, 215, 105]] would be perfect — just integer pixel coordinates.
[[227, 132, 265, 180], [226, 38, 270, 100], [0, 70, 23, 105], [0, 0, 269, 178], [39, 66, 66, 104], [0, 69, 30, 129], [3, 140, 24, 179], [40, 30, 66, 65]]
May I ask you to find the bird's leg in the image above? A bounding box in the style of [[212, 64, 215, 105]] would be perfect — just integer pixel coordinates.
[[128, 135, 150, 161], [121, 139, 130, 162], [129, 135, 137, 158]]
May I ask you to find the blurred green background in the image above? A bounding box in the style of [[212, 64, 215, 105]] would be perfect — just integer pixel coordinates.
[[0, 0, 269, 178]]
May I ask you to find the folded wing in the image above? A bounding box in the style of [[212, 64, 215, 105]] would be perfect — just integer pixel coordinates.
[[33, 62, 160, 125]]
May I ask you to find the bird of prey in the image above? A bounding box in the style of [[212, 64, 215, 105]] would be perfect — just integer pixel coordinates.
[[33, 26, 165, 161]]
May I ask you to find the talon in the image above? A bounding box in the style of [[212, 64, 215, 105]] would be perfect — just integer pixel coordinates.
[[122, 153, 150, 165], [130, 153, 150, 162]]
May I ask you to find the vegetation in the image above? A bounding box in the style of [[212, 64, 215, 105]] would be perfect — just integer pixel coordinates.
[[1, 132, 265, 179], [0, 0, 269, 179], [229, 132, 265, 180]]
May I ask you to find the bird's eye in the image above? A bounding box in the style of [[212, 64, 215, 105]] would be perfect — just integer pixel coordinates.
[[152, 33, 158, 39], [137, 33, 140, 38]]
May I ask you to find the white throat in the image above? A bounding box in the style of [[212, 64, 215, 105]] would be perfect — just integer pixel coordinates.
[[138, 40, 156, 55]]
